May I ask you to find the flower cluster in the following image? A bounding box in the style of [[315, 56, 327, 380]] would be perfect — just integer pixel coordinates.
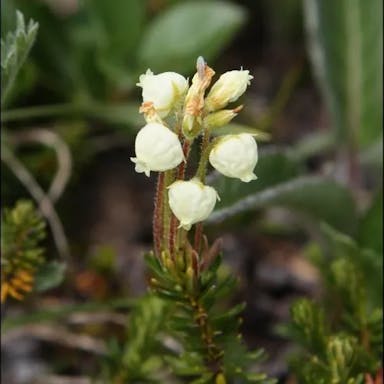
[[131, 58, 256, 246]]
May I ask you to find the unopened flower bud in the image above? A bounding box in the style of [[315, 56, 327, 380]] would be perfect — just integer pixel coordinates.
[[209, 133, 258, 182], [131, 122, 184, 177], [182, 61, 215, 139], [205, 70, 253, 112], [137, 69, 188, 118], [182, 114, 202, 139], [203, 106, 242, 130], [168, 178, 219, 230]]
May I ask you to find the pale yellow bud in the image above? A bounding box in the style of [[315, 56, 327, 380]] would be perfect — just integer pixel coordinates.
[[205, 70, 253, 112], [182, 113, 202, 139], [203, 106, 243, 130]]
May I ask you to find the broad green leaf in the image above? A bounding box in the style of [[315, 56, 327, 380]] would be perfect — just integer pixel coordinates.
[[96, 57, 137, 92], [138, 1, 246, 73], [210, 172, 358, 234], [1, 10, 38, 105], [303, 0, 383, 147], [91, 0, 145, 61], [358, 192, 383, 254], [34, 261, 66, 292]]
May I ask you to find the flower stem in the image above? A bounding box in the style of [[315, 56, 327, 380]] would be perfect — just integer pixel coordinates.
[[153, 172, 165, 257], [190, 128, 213, 251], [162, 170, 174, 252], [178, 139, 192, 179], [194, 223, 203, 253], [196, 127, 212, 182], [188, 297, 224, 375], [169, 215, 178, 257]]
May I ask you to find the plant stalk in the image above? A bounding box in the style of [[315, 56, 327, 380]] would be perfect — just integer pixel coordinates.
[[196, 127, 211, 182], [153, 172, 165, 257], [162, 170, 174, 253]]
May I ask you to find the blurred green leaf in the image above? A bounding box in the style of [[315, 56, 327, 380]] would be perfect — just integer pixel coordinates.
[[303, 0, 383, 147], [211, 148, 302, 208], [1, 10, 38, 105], [96, 57, 137, 92], [92, 0, 145, 61], [360, 138, 383, 169], [138, 1, 246, 73], [88, 102, 143, 127], [210, 163, 358, 234], [360, 139, 383, 189], [1, 0, 17, 37], [212, 123, 271, 141], [34, 260, 66, 292], [13, 1, 81, 98], [358, 192, 383, 254], [261, 0, 303, 44], [294, 130, 336, 159], [1, 101, 142, 128]]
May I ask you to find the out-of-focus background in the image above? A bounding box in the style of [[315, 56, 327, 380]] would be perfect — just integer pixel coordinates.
[[1, 0, 382, 383]]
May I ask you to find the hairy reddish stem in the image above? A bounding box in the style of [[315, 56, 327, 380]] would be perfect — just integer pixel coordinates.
[[153, 172, 165, 257], [194, 222, 203, 253], [169, 214, 178, 257], [178, 140, 191, 180], [169, 140, 192, 257], [196, 126, 211, 182]]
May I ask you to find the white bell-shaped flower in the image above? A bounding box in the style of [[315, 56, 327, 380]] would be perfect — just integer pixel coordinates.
[[205, 69, 253, 112], [168, 178, 219, 230], [131, 123, 184, 177], [209, 133, 258, 182], [137, 69, 188, 118]]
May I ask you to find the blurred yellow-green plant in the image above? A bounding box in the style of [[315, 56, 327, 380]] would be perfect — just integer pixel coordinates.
[[1, 200, 45, 302]]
